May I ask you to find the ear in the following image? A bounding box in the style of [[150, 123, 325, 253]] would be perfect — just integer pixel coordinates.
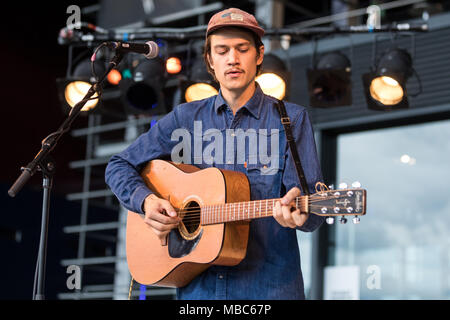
[[257, 45, 265, 66], [207, 53, 214, 69]]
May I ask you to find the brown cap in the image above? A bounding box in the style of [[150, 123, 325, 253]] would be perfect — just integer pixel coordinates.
[[206, 8, 265, 38]]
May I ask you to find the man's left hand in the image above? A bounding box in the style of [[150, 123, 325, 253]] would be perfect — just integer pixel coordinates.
[[273, 187, 309, 228]]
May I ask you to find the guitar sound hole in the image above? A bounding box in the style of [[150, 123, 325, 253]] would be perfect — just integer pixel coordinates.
[[179, 201, 201, 239]]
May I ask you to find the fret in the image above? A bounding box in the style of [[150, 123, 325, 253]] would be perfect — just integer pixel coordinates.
[[258, 201, 261, 218], [247, 201, 249, 219], [247, 202, 250, 219], [253, 201, 256, 219], [233, 203, 235, 221], [238, 202, 240, 221], [265, 200, 268, 218], [272, 199, 275, 217]]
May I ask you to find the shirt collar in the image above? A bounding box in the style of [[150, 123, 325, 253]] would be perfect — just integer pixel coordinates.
[[214, 82, 264, 119]]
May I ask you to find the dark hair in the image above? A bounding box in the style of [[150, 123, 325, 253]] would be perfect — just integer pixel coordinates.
[[203, 26, 264, 82]]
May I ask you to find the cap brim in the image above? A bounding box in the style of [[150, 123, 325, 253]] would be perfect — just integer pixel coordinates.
[[207, 23, 265, 38]]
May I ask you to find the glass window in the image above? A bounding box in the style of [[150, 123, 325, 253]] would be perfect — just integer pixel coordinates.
[[297, 231, 313, 298], [334, 119, 450, 299]]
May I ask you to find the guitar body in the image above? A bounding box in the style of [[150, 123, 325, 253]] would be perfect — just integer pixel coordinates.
[[126, 160, 251, 288]]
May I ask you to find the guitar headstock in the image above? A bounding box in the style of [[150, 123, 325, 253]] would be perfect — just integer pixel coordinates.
[[308, 182, 367, 225]]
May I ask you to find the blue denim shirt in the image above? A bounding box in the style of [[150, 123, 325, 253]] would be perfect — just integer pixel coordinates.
[[105, 84, 324, 300]]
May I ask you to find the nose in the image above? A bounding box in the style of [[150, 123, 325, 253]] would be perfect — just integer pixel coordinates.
[[227, 48, 240, 65]]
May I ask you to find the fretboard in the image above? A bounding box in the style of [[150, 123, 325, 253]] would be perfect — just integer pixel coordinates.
[[200, 197, 308, 225]]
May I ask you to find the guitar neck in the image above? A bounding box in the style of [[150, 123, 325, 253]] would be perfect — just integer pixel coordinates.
[[199, 188, 366, 225], [200, 197, 308, 225]]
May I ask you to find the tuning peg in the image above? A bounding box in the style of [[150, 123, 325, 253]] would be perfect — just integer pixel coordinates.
[[328, 184, 334, 190], [352, 217, 360, 224], [339, 216, 348, 224], [326, 217, 335, 225], [338, 182, 348, 189], [351, 181, 361, 188]]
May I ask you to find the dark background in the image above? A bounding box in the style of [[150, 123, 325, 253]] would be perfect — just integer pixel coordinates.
[[0, 1, 103, 300]]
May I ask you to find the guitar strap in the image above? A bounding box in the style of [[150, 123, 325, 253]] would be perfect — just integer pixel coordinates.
[[274, 100, 311, 196]]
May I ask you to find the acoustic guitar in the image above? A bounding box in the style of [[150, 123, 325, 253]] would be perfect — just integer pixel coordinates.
[[126, 160, 366, 288]]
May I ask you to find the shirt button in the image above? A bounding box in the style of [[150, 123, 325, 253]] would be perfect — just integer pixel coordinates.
[[218, 274, 224, 279], [230, 133, 236, 137], [227, 160, 232, 164]]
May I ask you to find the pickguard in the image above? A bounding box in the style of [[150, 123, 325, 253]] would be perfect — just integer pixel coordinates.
[[168, 228, 203, 258]]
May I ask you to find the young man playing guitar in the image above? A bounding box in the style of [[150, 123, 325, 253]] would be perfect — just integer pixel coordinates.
[[105, 8, 325, 299]]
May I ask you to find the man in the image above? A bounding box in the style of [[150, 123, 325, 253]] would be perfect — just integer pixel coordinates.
[[105, 8, 324, 299]]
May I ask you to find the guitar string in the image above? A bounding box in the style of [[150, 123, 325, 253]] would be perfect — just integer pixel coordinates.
[[163, 191, 362, 227], [170, 194, 358, 218], [178, 199, 356, 220], [178, 205, 351, 219], [181, 210, 361, 228], [179, 203, 361, 226], [169, 193, 356, 215]]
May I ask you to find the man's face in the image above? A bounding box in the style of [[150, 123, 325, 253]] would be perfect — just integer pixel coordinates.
[[207, 28, 264, 93]]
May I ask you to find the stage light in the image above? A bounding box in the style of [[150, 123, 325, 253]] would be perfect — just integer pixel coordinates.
[[107, 69, 122, 85], [362, 48, 413, 111], [64, 81, 99, 111], [185, 83, 218, 102], [181, 57, 219, 103], [166, 57, 182, 74], [256, 73, 285, 101], [119, 56, 167, 115], [307, 51, 352, 108], [256, 54, 289, 100], [56, 58, 106, 113]]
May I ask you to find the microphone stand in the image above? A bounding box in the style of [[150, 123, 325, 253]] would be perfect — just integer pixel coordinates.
[[8, 49, 124, 300]]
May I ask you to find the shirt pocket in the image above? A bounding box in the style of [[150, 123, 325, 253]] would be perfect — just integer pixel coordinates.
[[245, 155, 285, 200]]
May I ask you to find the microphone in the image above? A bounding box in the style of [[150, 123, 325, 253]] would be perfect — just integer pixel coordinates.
[[106, 41, 159, 59]]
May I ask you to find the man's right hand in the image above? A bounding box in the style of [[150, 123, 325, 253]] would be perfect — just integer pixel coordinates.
[[143, 194, 181, 246]]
